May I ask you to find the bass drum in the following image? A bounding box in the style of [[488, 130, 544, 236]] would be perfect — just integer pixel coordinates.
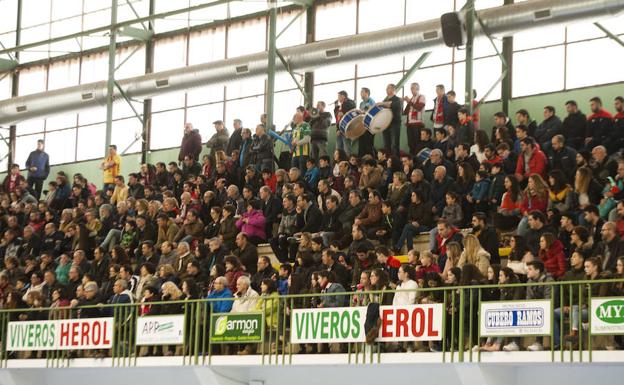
[[364, 105, 393, 134], [339, 109, 367, 139]]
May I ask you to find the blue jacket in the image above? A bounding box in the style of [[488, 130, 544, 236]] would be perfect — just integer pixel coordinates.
[[469, 178, 491, 202], [25, 150, 50, 179], [304, 167, 320, 188], [207, 288, 233, 313], [277, 278, 288, 296]]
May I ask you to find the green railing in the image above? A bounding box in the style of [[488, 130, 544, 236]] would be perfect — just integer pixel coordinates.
[[1, 278, 623, 367]]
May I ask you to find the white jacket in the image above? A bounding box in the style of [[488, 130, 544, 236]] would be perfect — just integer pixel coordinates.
[[231, 288, 259, 313], [393, 279, 418, 306]]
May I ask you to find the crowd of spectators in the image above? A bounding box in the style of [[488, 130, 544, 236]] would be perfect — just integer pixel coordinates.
[[1, 83, 624, 354]]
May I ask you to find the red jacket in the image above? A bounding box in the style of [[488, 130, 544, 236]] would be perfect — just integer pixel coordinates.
[[416, 263, 441, 280], [386, 255, 402, 269], [520, 192, 548, 215], [539, 240, 566, 278], [515, 148, 547, 179]]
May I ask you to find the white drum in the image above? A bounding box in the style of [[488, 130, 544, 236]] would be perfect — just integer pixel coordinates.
[[364, 105, 393, 134], [339, 109, 367, 139]]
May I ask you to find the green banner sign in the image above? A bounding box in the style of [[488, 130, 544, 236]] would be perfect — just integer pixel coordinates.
[[210, 312, 264, 344]]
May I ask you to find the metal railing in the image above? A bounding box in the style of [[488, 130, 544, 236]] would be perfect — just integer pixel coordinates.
[[0, 278, 622, 367]]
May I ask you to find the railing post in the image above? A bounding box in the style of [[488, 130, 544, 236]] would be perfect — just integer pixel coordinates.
[[458, 289, 465, 362]]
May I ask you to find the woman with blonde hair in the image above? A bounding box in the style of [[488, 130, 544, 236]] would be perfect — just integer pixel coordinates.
[[458, 234, 491, 276], [441, 241, 462, 280], [135, 199, 149, 216], [572, 166, 602, 211]]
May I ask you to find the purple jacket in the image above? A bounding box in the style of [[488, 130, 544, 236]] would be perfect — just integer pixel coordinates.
[[236, 210, 266, 240]]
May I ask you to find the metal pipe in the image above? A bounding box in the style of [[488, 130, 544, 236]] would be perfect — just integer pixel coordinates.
[[465, 0, 475, 115], [267, 0, 278, 131], [105, 0, 118, 152], [1, 0, 623, 126]]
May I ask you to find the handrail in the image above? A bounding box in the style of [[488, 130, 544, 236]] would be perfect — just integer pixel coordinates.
[[2, 277, 622, 313]]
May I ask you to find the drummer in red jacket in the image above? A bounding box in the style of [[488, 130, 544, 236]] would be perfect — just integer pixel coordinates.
[[515, 137, 547, 184]]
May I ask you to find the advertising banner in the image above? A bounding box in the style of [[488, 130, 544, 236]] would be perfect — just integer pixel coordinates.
[[210, 312, 264, 344], [591, 298, 624, 335], [291, 307, 367, 344], [7, 318, 114, 351], [136, 315, 185, 346], [376, 304, 444, 342], [480, 300, 551, 337]]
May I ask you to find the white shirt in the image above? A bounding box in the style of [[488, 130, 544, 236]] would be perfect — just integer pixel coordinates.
[[393, 279, 418, 305]]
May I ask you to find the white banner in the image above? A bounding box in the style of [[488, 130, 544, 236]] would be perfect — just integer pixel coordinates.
[[136, 315, 185, 345], [7, 318, 114, 351], [291, 307, 367, 344], [480, 300, 551, 337], [591, 298, 624, 335], [377, 304, 444, 342]]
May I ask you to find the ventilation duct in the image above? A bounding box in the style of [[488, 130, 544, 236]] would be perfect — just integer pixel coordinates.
[[0, 0, 622, 125]]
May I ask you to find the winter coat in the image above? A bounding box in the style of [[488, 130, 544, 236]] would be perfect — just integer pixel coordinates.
[[236, 210, 267, 240]]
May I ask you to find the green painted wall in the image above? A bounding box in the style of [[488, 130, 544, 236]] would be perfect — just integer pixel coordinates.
[[3, 81, 623, 184]]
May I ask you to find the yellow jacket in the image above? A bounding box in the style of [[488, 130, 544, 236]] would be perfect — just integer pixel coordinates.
[[255, 292, 280, 330], [110, 185, 129, 205]]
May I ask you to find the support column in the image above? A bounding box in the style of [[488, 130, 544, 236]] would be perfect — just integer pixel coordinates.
[[303, 5, 315, 107], [8, 0, 22, 171], [105, 0, 118, 152], [266, 0, 277, 130], [464, 0, 475, 114], [501, 0, 514, 115], [141, 0, 155, 164]]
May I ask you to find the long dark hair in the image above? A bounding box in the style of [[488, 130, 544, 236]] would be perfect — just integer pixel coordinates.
[[371, 268, 390, 290], [458, 162, 475, 188], [505, 175, 522, 202], [548, 169, 569, 193], [460, 264, 484, 285]]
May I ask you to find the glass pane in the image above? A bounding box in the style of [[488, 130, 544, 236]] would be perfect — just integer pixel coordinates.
[[0, 75, 12, 100], [113, 98, 145, 120], [566, 38, 624, 89], [406, 0, 453, 23], [150, 109, 185, 150], [186, 103, 224, 142], [48, 59, 80, 90], [112, 118, 143, 154], [226, 78, 265, 100], [22, 0, 51, 28], [18, 66, 47, 96], [81, 52, 109, 83], [227, 18, 266, 58], [189, 0, 228, 27], [512, 46, 564, 97], [16, 120, 45, 136], [358, 0, 405, 33], [276, 9, 306, 49], [315, 63, 355, 84], [357, 74, 402, 105], [224, 96, 265, 133], [15, 134, 42, 169], [46, 129, 77, 165], [78, 106, 107, 126], [0, 0, 17, 34], [411, 64, 453, 110], [358, 54, 403, 78], [228, 1, 267, 18], [188, 27, 226, 65], [453, 56, 502, 105], [152, 92, 186, 112], [187, 84, 225, 106], [274, 90, 304, 130], [514, 26, 565, 51], [314, 80, 356, 116], [77, 123, 106, 161], [316, 0, 356, 40], [154, 37, 187, 72], [45, 113, 77, 132], [406, 48, 453, 69], [51, 0, 82, 20], [566, 23, 604, 43], [116, 46, 146, 78]]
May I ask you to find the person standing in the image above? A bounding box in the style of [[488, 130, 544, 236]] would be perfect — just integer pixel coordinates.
[[334, 90, 356, 156], [430, 84, 448, 130], [227, 119, 244, 157], [309, 101, 332, 160], [100, 144, 121, 192], [25, 139, 50, 200], [376, 83, 403, 157], [291, 111, 312, 173], [206, 120, 229, 155], [403, 82, 426, 155], [358, 87, 376, 158], [178, 122, 202, 162]]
